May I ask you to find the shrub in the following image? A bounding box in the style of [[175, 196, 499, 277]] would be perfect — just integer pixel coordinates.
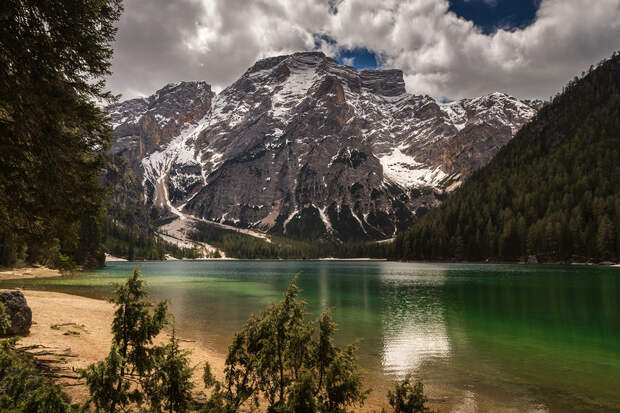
[[387, 374, 433, 413], [202, 276, 369, 413], [0, 304, 73, 412], [81, 267, 170, 412]]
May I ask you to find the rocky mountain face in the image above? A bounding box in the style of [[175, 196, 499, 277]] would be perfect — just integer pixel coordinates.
[[107, 52, 540, 241]]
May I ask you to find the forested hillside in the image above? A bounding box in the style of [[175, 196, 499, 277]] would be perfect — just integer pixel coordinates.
[[392, 52, 620, 263]]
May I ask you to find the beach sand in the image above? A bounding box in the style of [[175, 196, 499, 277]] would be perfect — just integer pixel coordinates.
[[14, 290, 392, 411], [0, 266, 62, 280], [17, 291, 226, 406]]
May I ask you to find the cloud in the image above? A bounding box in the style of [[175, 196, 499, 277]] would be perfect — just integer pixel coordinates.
[[340, 57, 356, 66], [107, 0, 620, 100]]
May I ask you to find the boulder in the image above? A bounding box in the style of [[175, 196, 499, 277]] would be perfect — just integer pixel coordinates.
[[0, 289, 32, 335], [527, 255, 539, 264]]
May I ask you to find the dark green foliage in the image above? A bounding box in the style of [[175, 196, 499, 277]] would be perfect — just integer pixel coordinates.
[[203, 276, 369, 412], [387, 375, 433, 413], [189, 221, 388, 259], [110, 268, 168, 376], [80, 345, 130, 412], [0, 303, 9, 335], [146, 327, 195, 413], [392, 52, 620, 263], [0, 340, 73, 412], [0, 0, 123, 269], [287, 374, 319, 413], [81, 267, 170, 412], [0, 304, 73, 412]]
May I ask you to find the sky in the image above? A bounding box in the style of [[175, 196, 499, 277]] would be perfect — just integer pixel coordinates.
[[107, 0, 620, 101]]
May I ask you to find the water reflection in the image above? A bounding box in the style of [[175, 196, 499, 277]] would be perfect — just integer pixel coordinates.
[[382, 316, 451, 376], [379, 265, 451, 377], [1, 261, 619, 412]]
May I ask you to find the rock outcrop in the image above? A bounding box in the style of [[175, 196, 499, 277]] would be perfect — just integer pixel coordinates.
[[0, 290, 32, 335]]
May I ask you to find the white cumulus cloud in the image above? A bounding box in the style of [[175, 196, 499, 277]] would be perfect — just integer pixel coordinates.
[[107, 0, 620, 100]]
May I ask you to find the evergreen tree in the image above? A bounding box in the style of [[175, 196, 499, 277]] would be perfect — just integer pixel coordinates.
[[203, 276, 369, 413], [81, 267, 169, 412], [387, 374, 433, 413], [596, 215, 615, 259], [147, 327, 195, 413], [0, 0, 122, 268]]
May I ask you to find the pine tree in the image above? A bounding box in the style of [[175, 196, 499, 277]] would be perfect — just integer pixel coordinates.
[[0, 0, 122, 268], [387, 374, 434, 413], [81, 267, 169, 412], [596, 215, 615, 259], [147, 327, 195, 413], [203, 276, 369, 412]]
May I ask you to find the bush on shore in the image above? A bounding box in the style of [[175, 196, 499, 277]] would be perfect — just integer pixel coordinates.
[[0, 303, 76, 412], [0, 269, 433, 412]]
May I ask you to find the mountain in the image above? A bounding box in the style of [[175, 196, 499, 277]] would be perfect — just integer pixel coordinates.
[[106, 51, 540, 242], [392, 52, 620, 263]]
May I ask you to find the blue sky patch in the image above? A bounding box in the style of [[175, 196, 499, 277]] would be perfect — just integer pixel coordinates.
[[313, 34, 380, 71], [449, 0, 541, 34], [335, 48, 379, 70]]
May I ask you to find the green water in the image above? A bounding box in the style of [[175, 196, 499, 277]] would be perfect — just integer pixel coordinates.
[[2, 261, 618, 412]]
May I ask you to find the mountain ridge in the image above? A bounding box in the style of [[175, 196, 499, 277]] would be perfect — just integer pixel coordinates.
[[106, 51, 541, 242]]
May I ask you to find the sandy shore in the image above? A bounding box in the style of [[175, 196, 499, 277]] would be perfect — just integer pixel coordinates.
[[0, 266, 62, 280], [15, 290, 391, 411], [18, 291, 226, 406]]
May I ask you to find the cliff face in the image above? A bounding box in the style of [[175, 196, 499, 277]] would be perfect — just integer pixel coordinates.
[[107, 52, 540, 241]]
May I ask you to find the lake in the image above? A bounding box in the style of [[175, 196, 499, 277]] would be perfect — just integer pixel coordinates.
[[2, 261, 618, 412]]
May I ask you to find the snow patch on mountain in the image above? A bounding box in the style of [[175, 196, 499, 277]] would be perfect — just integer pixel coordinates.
[[108, 52, 541, 241], [379, 147, 447, 188], [270, 62, 320, 121]]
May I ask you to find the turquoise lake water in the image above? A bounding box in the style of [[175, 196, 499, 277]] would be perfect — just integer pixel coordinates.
[[1, 261, 618, 412]]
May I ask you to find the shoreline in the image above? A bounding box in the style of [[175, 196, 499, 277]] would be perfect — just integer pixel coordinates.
[[13, 290, 389, 412], [15, 290, 227, 406], [103, 258, 617, 266], [0, 258, 616, 284], [104, 257, 389, 264]]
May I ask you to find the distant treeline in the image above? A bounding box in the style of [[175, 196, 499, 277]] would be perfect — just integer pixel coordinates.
[[189, 221, 389, 259], [391, 52, 620, 263]]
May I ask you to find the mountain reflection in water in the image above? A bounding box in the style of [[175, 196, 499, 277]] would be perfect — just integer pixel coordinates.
[[0, 261, 617, 412]]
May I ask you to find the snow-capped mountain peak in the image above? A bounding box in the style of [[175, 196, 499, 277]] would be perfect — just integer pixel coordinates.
[[107, 52, 541, 241]]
